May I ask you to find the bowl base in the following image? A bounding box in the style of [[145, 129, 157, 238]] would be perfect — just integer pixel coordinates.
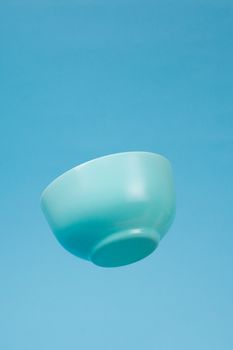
[[90, 228, 159, 268]]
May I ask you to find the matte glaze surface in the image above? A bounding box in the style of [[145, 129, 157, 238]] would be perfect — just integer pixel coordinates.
[[41, 152, 175, 267]]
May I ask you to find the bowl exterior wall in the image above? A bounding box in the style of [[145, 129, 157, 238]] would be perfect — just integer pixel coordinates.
[[41, 152, 175, 261]]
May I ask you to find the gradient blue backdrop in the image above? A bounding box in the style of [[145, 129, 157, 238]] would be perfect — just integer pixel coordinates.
[[1, 0, 233, 349]]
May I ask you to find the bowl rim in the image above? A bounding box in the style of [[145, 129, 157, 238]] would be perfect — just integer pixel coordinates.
[[40, 151, 170, 202]]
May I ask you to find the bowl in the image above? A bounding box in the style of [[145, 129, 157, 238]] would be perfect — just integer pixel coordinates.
[[41, 152, 175, 267]]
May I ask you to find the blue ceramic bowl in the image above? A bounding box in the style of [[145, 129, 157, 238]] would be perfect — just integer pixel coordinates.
[[41, 152, 175, 267]]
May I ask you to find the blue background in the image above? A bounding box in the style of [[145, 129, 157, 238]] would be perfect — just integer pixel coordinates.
[[1, 0, 233, 349]]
